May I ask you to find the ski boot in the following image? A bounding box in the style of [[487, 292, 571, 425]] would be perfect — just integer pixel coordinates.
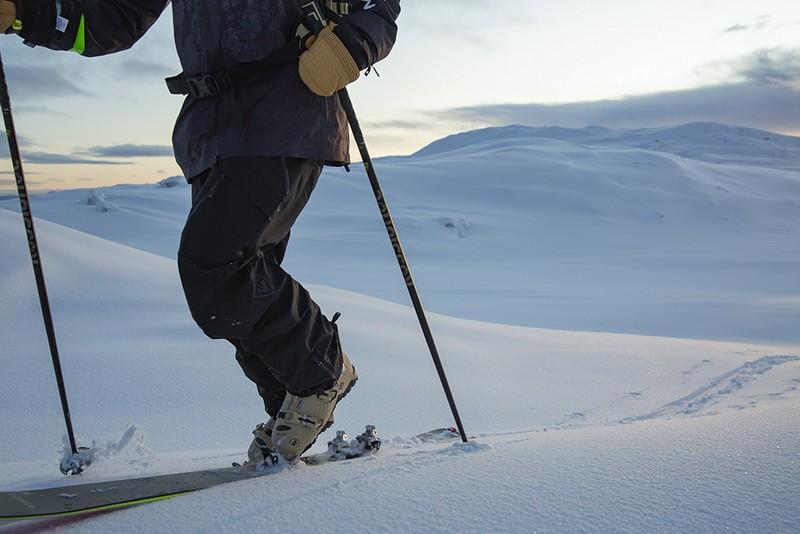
[[246, 418, 279, 468], [272, 352, 358, 460]]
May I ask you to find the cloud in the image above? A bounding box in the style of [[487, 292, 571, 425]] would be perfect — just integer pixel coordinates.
[[723, 24, 749, 33], [722, 14, 771, 33], [4, 64, 92, 100], [732, 48, 800, 85], [437, 83, 800, 134], [81, 144, 174, 158], [0, 134, 35, 158], [437, 48, 800, 135], [117, 59, 177, 78], [8, 152, 129, 165], [2, 140, 169, 164], [1, 134, 34, 148], [14, 105, 71, 117], [364, 119, 431, 130]]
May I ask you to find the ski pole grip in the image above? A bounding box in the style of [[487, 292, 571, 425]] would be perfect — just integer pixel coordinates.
[[296, 0, 328, 34]]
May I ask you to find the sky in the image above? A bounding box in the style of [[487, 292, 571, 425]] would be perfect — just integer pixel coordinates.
[[0, 0, 799, 191]]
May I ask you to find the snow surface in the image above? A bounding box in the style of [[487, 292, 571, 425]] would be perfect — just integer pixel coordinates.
[[19, 404, 798, 533], [1, 123, 799, 532], [2, 123, 799, 344]]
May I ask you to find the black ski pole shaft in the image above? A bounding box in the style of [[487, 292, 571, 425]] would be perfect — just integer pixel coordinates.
[[294, 0, 468, 442], [339, 88, 469, 443], [0, 52, 79, 455]]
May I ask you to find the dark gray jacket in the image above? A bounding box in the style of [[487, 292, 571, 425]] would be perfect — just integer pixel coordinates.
[[18, 0, 401, 178]]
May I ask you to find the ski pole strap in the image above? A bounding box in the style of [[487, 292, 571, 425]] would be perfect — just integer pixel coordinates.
[[165, 38, 303, 99]]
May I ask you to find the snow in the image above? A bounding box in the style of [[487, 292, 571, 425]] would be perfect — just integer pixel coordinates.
[[2, 122, 799, 344], [79, 190, 120, 213], [0, 123, 799, 532], [70, 405, 799, 533]]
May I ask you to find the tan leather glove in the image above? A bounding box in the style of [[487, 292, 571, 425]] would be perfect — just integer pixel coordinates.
[[0, 0, 18, 33], [299, 23, 360, 97]]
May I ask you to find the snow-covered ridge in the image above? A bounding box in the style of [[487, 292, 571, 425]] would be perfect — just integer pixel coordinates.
[[412, 122, 800, 168]]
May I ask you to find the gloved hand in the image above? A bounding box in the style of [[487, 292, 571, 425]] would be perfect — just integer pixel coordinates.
[[0, 0, 18, 33], [299, 23, 360, 97]]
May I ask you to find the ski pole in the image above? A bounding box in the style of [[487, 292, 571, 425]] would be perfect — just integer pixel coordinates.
[[341, 89, 469, 443], [295, 0, 469, 443], [0, 52, 81, 459]]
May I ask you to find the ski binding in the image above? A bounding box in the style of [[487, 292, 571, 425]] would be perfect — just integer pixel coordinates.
[[325, 425, 381, 460]]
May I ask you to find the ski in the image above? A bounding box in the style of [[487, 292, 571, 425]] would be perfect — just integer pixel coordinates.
[[0, 427, 458, 522]]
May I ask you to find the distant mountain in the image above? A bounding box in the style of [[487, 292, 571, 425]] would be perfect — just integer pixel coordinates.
[[413, 122, 800, 169]]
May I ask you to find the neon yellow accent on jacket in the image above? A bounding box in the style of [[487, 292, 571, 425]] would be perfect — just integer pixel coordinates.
[[70, 15, 86, 54]]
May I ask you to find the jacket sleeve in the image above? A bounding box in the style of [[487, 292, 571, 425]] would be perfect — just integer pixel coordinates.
[[17, 0, 168, 57], [335, 0, 400, 70]]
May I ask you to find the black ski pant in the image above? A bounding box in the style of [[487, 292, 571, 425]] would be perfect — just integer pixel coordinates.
[[178, 156, 342, 416]]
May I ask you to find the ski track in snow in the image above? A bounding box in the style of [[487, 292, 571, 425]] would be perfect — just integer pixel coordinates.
[[625, 354, 800, 421]]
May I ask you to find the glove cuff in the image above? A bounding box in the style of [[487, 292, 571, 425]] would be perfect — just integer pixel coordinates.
[[333, 23, 369, 71], [325, 28, 360, 83]]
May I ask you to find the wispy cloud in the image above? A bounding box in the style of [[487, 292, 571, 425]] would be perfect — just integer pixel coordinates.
[[117, 59, 177, 78], [11, 152, 129, 165], [14, 105, 71, 117], [0, 134, 35, 159], [4, 64, 92, 100], [723, 14, 771, 33], [80, 144, 174, 158], [364, 119, 431, 130], [2, 141, 170, 165], [0, 133, 33, 148], [731, 47, 800, 85]]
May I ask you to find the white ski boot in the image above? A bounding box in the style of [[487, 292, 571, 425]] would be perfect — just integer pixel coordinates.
[[272, 352, 358, 460], [246, 418, 278, 467]]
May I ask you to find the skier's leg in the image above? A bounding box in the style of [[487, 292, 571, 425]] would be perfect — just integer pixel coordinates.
[[178, 156, 342, 397], [233, 234, 290, 417], [235, 347, 286, 416]]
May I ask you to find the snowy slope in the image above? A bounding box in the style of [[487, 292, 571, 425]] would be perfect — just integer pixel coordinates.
[[1, 192, 799, 530], [4, 207, 798, 462], [2, 123, 799, 345], [42, 403, 800, 533]]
